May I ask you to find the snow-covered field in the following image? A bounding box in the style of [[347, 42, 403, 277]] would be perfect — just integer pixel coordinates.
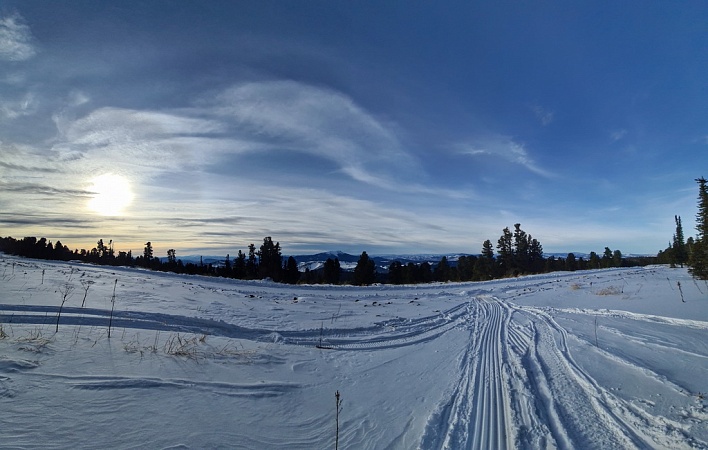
[[1, 254, 706, 449]]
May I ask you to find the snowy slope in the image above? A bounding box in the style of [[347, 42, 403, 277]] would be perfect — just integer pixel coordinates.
[[0, 255, 706, 449]]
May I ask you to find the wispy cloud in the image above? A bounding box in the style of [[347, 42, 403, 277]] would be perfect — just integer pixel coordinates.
[[0, 92, 37, 119], [0, 13, 36, 61], [456, 135, 555, 178], [611, 129, 627, 141], [52, 107, 230, 177], [49, 81, 422, 192], [209, 80, 420, 187], [531, 105, 554, 126]]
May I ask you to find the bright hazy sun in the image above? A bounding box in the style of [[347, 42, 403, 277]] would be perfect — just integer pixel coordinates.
[[88, 173, 134, 216]]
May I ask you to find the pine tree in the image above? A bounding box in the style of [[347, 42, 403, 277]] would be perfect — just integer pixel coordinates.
[[246, 244, 258, 279], [323, 258, 341, 285], [672, 215, 687, 267], [457, 255, 476, 281], [233, 250, 247, 279], [143, 242, 153, 267], [496, 227, 513, 275], [602, 247, 613, 268], [283, 256, 300, 284], [613, 249, 623, 268], [689, 177, 708, 279], [565, 253, 577, 271], [434, 256, 451, 282], [513, 224, 530, 273], [258, 237, 283, 281], [353, 251, 376, 286], [481, 240, 494, 259], [388, 261, 404, 284], [529, 237, 544, 273], [589, 251, 601, 269]]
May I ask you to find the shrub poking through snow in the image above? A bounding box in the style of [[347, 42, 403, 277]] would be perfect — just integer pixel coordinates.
[[56, 283, 74, 332], [596, 286, 623, 296]]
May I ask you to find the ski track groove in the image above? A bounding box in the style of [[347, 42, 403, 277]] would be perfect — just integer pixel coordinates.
[[420, 295, 705, 449], [421, 297, 512, 450], [0, 302, 470, 352]]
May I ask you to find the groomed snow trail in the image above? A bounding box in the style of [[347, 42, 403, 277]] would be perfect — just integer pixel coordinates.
[[421, 294, 704, 449], [421, 297, 513, 449]]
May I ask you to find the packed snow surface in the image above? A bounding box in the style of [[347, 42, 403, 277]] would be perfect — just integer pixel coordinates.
[[1, 254, 706, 449]]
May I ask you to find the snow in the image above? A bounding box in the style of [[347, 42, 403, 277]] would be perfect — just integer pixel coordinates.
[[1, 254, 706, 449]]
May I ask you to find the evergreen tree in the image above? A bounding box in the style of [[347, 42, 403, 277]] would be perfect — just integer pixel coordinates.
[[481, 239, 494, 259], [602, 247, 613, 268], [404, 262, 417, 284], [689, 177, 708, 279], [283, 256, 300, 284], [589, 251, 601, 269], [233, 250, 247, 279], [258, 237, 282, 281], [388, 261, 404, 284], [143, 242, 153, 267], [474, 240, 495, 281], [672, 215, 687, 267], [219, 254, 232, 278], [434, 256, 451, 282], [97, 239, 107, 260], [496, 227, 513, 276], [323, 258, 341, 284], [246, 244, 258, 279], [457, 255, 476, 281], [565, 253, 577, 271], [353, 251, 376, 286], [528, 237, 544, 273], [613, 249, 623, 268], [513, 223, 530, 273]]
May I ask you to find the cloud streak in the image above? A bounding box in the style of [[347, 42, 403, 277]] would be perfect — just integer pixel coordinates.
[[209, 80, 420, 187], [0, 13, 36, 61], [456, 135, 555, 178]]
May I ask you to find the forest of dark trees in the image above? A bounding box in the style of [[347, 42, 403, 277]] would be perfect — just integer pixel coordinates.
[[0, 224, 656, 287]]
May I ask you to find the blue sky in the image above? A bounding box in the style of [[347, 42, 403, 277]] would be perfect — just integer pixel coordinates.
[[0, 1, 705, 256]]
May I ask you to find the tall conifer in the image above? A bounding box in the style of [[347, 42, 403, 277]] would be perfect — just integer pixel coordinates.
[[689, 177, 708, 279]]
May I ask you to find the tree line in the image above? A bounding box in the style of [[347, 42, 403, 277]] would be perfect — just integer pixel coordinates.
[[0, 223, 650, 287]]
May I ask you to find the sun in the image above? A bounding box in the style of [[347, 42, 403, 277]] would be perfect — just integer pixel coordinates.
[[87, 173, 134, 216]]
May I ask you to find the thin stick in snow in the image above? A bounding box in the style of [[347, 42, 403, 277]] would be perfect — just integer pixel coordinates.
[[56, 283, 74, 333], [80, 280, 94, 308], [335, 390, 341, 450], [677, 281, 685, 303], [594, 317, 599, 348], [108, 279, 117, 338]]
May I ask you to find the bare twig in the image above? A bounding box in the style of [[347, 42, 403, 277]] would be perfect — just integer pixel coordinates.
[[108, 279, 117, 338], [677, 281, 685, 303], [56, 283, 74, 332], [80, 280, 94, 308], [335, 390, 342, 450]]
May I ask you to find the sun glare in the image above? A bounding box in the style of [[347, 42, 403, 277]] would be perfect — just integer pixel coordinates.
[[88, 173, 134, 216]]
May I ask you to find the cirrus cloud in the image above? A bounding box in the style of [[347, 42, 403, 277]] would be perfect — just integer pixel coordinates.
[[456, 135, 555, 178], [0, 13, 36, 61]]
